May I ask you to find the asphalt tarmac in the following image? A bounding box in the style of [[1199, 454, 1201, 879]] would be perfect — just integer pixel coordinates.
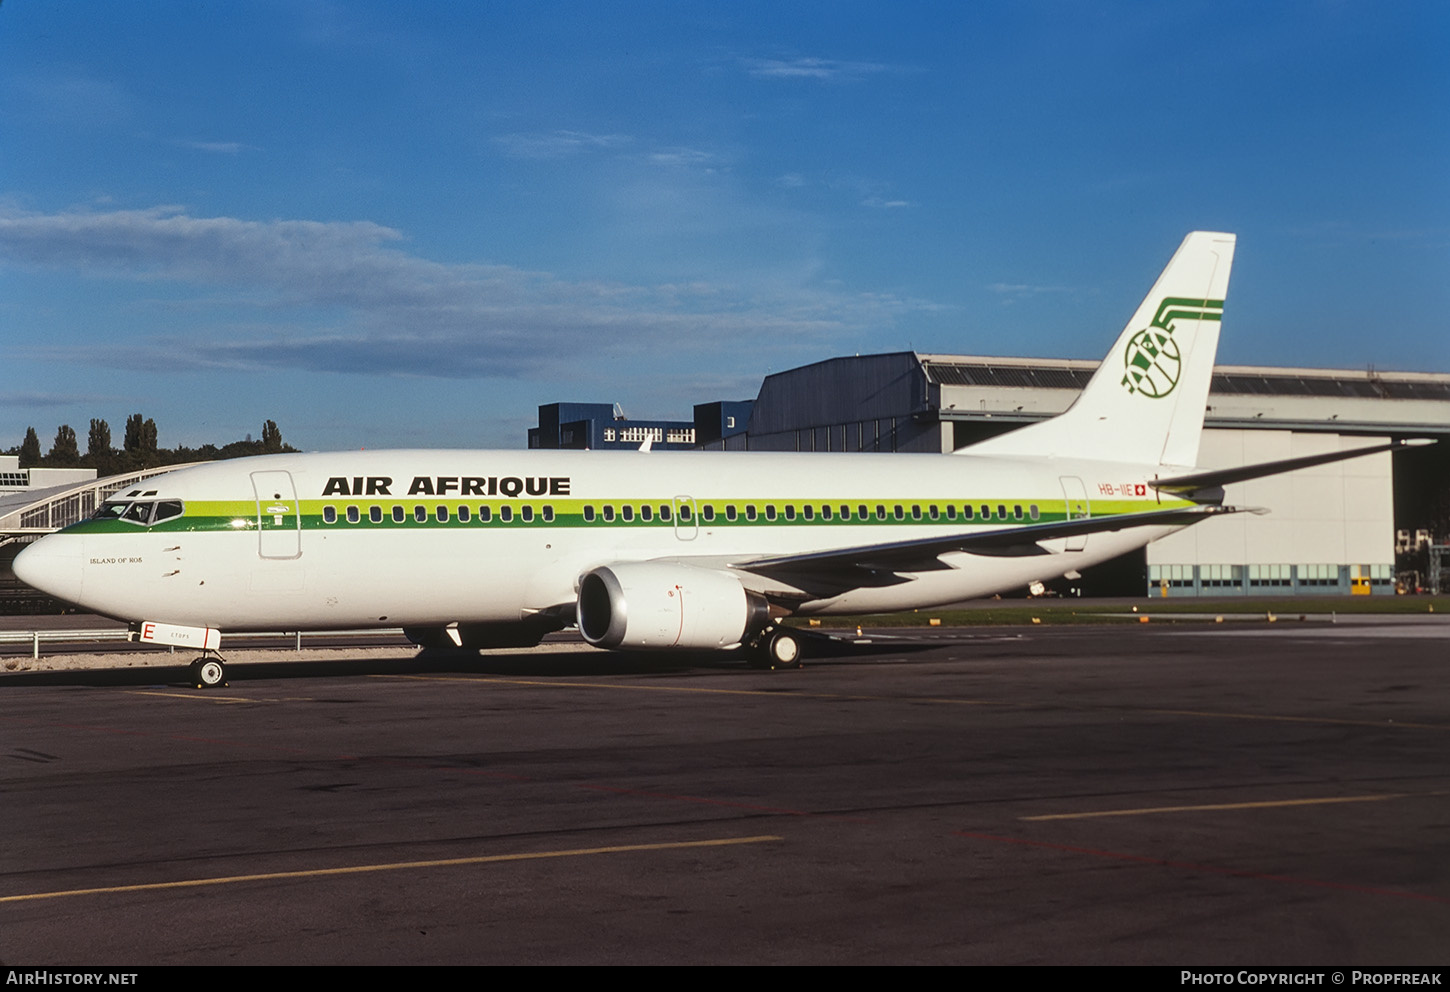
[[4, 619, 1448, 965]]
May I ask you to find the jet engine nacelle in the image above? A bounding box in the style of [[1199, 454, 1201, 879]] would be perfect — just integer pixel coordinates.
[[577, 562, 771, 651]]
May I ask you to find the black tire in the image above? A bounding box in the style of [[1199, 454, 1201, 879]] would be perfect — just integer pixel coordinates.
[[764, 629, 804, 670], [191, 656, 227, 688]]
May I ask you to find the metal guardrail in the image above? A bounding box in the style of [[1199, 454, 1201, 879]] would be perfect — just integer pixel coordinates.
[[0, 627, 408, 659]]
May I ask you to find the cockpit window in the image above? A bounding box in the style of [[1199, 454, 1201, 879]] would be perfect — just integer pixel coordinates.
[[122, 502, 155, 524], [93, 501, 131, 520], [152, 500, 184, 524], [91, 499, 184, 526]]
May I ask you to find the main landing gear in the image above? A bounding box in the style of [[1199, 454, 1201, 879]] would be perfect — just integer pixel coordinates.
[[747, 626, 804, 671], [189, 654, 228, 689]]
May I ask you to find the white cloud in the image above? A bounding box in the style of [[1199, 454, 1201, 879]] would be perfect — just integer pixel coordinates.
[[492, 130, 632, 159], [741, 56, 889, 81], [0, 206, 923, 379]]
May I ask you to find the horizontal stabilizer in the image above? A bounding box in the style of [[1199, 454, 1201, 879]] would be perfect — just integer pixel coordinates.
[[1152, 438, 1434, 498]]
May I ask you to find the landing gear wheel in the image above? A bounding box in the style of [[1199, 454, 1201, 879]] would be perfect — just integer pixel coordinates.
[[763, 628, 804, 670], [190, 656, 227, 689]]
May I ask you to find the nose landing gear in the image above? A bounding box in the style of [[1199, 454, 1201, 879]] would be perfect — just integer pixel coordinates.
[[189, 655, 228, 688]]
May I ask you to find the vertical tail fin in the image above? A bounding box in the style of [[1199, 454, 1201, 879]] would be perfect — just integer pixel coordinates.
[[963, 231, 1235, 468]]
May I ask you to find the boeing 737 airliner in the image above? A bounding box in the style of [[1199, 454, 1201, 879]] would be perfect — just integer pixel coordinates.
[[13, 233, 1422, 686]]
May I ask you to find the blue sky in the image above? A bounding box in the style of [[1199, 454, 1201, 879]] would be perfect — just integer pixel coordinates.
[[2, 1, 1446, 451]]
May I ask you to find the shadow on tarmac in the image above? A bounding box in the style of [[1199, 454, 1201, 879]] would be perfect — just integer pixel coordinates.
[[0, 628, 943, 688]]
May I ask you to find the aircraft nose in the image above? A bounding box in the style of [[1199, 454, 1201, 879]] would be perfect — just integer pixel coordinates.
[[12, 535, 85, 606]]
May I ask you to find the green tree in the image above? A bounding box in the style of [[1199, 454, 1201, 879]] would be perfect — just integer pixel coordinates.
[[19, 427, 41, 468], [123, 414, 144, 452], [261, 419, 283, 453], [49, 425, 80, 465], [123, 414, 158, 453], [88, 418, 112, 459]]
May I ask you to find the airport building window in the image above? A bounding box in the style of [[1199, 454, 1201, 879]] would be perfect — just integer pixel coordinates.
[[323, 505, 338, 524], [369, 506, 383, 524], [347, 506, 360, 524]]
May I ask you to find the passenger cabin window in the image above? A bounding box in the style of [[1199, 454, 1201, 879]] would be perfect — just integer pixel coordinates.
[[478, 506, 492, 522], [584, 505, 596, 522], [602, 505, 615, 522], [369, 506, 383, 524], [701, 506, 714, 522], [641, 505, 653, 521], [323, 505, 338, 524], [621, 505, 633, 522], [660, 506, 672, 522], [1029, 504, 1040, 520], [542, 506, 555, 522], [764, 506, 776, 521], [745, 506, 757, 521], [346, 506, 360, 524], [521, 506, 534, 522], [458, 505, 471, 523], [725, 506, 737, 522], [784, 505, 796, 521], [499, 506, 513, 522], [414, 505, 427, 523], [392, 506, 405, 523], [436, 505, 449, 522]]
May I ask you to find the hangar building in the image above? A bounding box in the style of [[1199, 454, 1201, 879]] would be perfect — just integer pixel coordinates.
[[715, 352, 1450, 597], [534, 354, 1449, 598]]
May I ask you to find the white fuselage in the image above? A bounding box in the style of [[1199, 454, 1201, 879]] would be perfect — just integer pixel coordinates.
[[17, 448, 1179, 632]]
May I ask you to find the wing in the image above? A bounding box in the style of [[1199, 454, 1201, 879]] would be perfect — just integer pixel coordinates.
[[731, 504, 1241, 587]]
